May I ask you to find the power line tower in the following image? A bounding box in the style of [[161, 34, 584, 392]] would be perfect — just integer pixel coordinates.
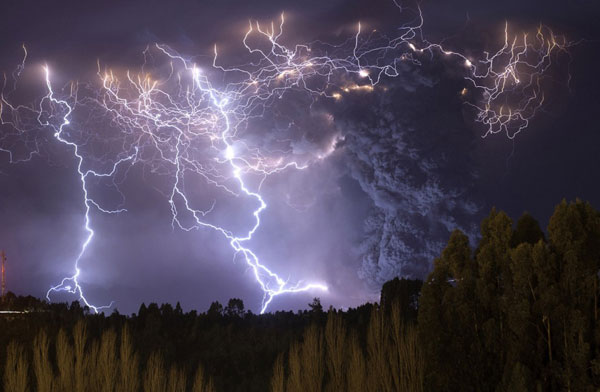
[[1, 250, 6, 297]]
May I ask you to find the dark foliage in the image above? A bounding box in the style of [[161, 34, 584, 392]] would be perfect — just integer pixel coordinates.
[[0, 293, 378, 391], [2, 199, 600, 391], [419, 199, 600, 391], [380, 277, 422, 322]]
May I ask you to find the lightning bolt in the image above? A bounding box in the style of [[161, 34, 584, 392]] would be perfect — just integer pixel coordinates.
[[0, 4, 573, 313], [40, 67, 138, 313]]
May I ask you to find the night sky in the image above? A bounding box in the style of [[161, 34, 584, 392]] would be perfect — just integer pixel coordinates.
[[1, 0, 599, 314]]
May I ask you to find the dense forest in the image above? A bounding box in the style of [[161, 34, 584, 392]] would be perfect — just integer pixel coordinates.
[[1, 199, 600, 391]]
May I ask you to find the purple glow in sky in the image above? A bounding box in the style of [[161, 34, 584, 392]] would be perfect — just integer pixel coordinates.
[[0, 0, 599, 314]]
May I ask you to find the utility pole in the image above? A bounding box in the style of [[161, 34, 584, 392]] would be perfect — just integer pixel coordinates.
[[1, 250, 5, 297]]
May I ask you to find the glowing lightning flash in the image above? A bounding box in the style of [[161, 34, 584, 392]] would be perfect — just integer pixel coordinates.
[[0, 4, 572, 313], [41, 66, 138, 313]]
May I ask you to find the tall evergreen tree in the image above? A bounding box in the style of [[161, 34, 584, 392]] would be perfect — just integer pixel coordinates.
[[475, 209, 514, 389], [548, 200, 600, 390], [419, 230, 479, 391]]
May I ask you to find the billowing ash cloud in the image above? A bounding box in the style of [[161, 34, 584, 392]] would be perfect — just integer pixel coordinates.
[[248, 66, 482, 290], [330, 73, 480, 287]]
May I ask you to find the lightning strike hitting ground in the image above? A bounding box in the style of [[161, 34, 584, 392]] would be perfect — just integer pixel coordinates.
[[0, 4, 572, 313]]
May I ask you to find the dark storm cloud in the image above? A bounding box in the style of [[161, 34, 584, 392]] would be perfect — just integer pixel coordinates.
[[1, 0, 599, 313], [330, 71, 480, 286]]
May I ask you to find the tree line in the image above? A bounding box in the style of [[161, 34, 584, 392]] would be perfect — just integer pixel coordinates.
[[0, 199, 599, 391], [419, 199, 600, 391]]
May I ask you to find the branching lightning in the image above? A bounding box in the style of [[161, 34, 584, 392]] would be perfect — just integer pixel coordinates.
[[0, 3, 573, 313]]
